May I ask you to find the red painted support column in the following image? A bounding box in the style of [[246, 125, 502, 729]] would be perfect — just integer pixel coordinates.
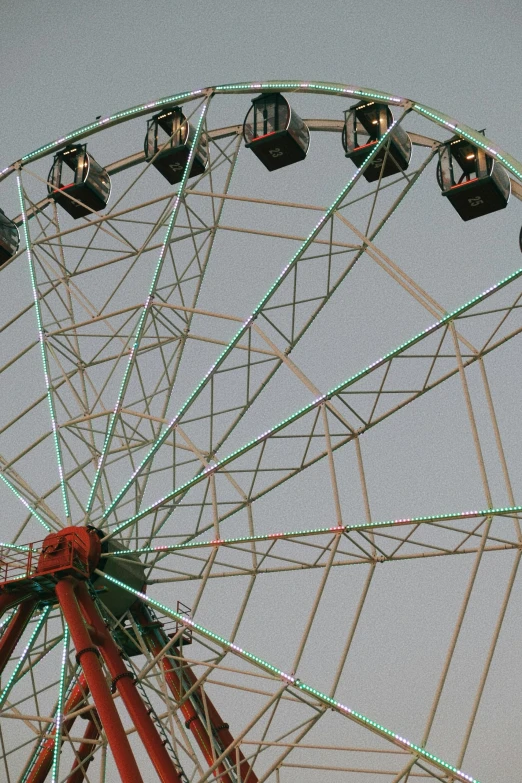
[[132, 603, 238, 783], [55, 579, 144, 783], [0, 598, 37, 677], [76, 582, 184, 783], [0, 590, 32, 619], [67, 718, 99, 783], [132, 602, 222, 783], [24, 674, 89, 783], [183, 663, 258, 783]]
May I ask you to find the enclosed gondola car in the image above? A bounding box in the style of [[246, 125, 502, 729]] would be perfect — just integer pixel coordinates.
[[437, 136, 510, 221], [0, 208, 20, 268], [342, 101, 411, 182], [243, 93, 310, 171], [48, 145, 111, 219], [144, 106, 208, 185]]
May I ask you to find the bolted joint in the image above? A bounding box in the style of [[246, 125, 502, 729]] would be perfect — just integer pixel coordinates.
[[185, 715, 198, 730], [110, 670, 136, 694], [75, 646, 100, 665]]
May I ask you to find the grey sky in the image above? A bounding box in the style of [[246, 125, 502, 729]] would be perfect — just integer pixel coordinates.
[[1, 0, 521, 163]]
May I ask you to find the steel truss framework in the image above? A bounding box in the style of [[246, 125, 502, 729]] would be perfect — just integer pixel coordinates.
[[0, 80, 521, 783]]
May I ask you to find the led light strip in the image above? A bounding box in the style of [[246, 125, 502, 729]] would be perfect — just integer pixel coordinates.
[[0, 606, 51, 709], [8, 82, 519, 183], [214, 81, 403, 104], [104, 503, 522, 558], [106, 263, 522, 537], [19, 89, 206, 164], [17, 177, 70, 521], [413, 103, 522, 181], [14, 81, 402, 168], [101, 114, 406, 528], [95, 570, 480, 783], [0, 541, 30, 552], [85, 99, 211, 515], [0, 612, 14, 632], [51, 626, 69, 783], [21, 663, 80, 783], [0, 473, 52, 532]]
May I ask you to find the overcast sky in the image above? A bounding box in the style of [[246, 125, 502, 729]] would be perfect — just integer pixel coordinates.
[[0, 0, 520, 165]]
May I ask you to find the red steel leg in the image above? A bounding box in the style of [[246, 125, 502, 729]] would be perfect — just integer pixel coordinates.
[[67, 718, 99, 783], [132, 602, 256, 783], [55, 579, 144, 783], [0, 597, 37, 676], [183, 663, 258, 783], [24, 673, 90, 783], [135, 606, 221, 776], [0, 590, 32, 619], [76, 582, 184, 783]]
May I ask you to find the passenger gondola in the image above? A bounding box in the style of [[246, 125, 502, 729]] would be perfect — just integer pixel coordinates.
[[437, 136, 510, 221], [342, 101, 411, 182], [243, 93, 310, 171], [48, 145, 111, 219], [0, 208, 20, 268], [144, 106, 208, 185]]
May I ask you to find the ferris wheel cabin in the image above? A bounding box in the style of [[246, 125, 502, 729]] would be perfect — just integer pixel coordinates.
[[144, 107, 208, 185], [437, 137, 510, 221], [342, 101, 412, 182], [48, 145, 111, 219], [243, 93, 310, 171], [0, 209, 20, 268]]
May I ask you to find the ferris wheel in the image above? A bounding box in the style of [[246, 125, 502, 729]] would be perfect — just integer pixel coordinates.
[[0, 80, 521, 783]]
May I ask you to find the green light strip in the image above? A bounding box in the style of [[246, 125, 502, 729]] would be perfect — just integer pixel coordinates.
[[13, 82, 402, 168], [412, 103, 522, 182], [107, 263, 522, 537], [95, 570, 480, 783], [21, 663, 79, 783], [51, 626, 69, 783], [19, 89, 207, 164], [0, 611, 14, 634], [0, 473, 52, 532], [0, 542, 30, 551], [5, 81, 519, 186], [17, 177, 70, 522], [85, 99, 211, 515], [213, 81, 403, 104], [105, 503, 522, 558], [101, 115, 406, 528], [0, 606, 50, 709]]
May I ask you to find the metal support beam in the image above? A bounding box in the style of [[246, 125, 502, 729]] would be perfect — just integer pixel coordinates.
[[0, 597, 36, 677], [55, 578, 143, 783], [76, 582, 184, 783]]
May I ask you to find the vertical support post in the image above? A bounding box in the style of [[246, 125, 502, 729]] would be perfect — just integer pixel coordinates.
[[55, 579, 143, 783], [76, 582, 184, 783], [0, 597, 37, 677]]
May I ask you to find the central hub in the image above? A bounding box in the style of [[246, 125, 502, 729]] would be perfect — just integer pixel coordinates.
[[0, 526, 146, 618], [37, 526, 101, 580]]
